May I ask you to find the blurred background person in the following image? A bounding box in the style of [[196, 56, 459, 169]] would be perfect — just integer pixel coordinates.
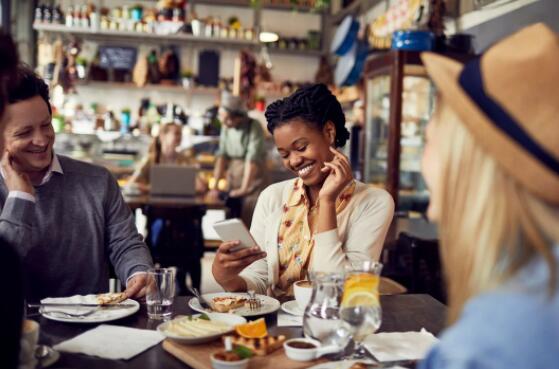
[[208, 91, 266, 226], [128, 121, 206, 193], [128, 121, 206, 294], [419, 23, 559, 369]]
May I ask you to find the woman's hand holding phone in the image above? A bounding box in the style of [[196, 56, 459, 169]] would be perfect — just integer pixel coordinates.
[[212, 241, 266, 287], [1, 150, 34, 195], [318, 147, 353, 203]]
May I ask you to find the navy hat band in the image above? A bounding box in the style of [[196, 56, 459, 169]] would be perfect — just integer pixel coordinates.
[[458, 58, 559, 175]]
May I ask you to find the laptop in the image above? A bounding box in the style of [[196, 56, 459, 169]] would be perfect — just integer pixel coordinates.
[[150, 165, 197, 197]]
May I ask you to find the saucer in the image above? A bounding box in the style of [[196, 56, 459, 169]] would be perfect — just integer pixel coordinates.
[[281, 300, 305, 316]]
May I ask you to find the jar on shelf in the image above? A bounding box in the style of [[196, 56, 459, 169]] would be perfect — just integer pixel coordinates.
[[245, 28, 255, 41], [65, 6, 74, 27], [204, 19, 213, 37]]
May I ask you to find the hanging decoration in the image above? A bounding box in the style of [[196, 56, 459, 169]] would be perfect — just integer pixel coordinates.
[[250, 0, 331, 11], [368, 0, 432, 49]]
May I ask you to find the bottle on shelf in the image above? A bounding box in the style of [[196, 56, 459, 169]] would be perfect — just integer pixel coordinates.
[[65, 6, 74, 27]]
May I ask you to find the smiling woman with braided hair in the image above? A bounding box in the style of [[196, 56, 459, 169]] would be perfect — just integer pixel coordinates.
[[212, 84, 394, 297]]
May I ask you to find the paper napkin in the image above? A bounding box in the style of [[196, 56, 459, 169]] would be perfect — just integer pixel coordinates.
[[363, 328, 439, 362], [54, 324, 165, 360], [277, 312, 303, 327]]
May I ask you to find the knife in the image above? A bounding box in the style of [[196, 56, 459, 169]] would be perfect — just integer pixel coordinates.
[[356, 360, 417, 368], [28, 303, 136, 309]]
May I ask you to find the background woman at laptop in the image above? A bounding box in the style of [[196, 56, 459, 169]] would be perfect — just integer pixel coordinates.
[[128, 121, 206, 294], [128, 121, 206, 193], [211, 84, 394, 298]]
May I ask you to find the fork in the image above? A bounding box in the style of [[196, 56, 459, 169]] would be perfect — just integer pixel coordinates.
[[247, 290, 261, 311], [41, 308, 98, 318], [187, 285, 214, 311]]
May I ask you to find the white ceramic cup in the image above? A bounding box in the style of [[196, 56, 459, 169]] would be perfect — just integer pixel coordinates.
[[293, 280, 313, 310], [19, 319, 39, 369]]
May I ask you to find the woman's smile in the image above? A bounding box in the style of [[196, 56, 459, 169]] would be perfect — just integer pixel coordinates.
[[296, 163, 315, 178]]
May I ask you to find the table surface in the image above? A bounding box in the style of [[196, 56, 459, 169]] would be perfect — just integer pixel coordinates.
[[38, 294, 446, 369], [123, 193, 225, 211]]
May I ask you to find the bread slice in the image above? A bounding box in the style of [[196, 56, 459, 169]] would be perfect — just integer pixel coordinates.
[[211, 296, 248, 313], [222, 334, 286, 356], [97, 292, 127, 305]]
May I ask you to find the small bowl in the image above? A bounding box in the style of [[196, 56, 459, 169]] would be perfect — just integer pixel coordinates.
[[210, 353, 249, 369], [283, 338, 323, 362]]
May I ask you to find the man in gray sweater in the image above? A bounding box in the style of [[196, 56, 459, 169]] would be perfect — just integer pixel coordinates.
[[1, 66, 153, 302]]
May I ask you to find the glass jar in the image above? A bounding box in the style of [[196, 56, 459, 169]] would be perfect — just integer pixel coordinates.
[[302, 272, 350, 348]]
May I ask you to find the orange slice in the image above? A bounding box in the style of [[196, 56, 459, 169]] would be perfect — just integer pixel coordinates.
[[235, 318, 268, 338], [342, 273, 380, 308]]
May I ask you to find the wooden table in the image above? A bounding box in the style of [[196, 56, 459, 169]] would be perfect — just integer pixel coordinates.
[[38, 294, 446, 369], [124, 193, 226, 212]]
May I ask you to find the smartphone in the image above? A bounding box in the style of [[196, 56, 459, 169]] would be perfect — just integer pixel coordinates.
[[213, 218, 259, 252]]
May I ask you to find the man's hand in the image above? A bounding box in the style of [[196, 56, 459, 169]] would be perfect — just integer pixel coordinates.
[[208, 189, 221, 202], [229, 188, 247, 198], [124, 273, 149, 299], [1, 150, 34, 195]]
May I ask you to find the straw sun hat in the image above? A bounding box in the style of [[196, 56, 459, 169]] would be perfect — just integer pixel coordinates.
[[421, 23, 559, 204]]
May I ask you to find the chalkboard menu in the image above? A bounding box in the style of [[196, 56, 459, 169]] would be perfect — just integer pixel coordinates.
[[99, 46, 137, 70]]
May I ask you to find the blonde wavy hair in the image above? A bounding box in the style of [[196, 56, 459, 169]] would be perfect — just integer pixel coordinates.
[[433, 98, 559, 323], [148, 122, 182, 164]]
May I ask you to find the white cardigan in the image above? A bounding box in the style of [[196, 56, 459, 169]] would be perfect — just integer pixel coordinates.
[[239, 178, 395, 295]]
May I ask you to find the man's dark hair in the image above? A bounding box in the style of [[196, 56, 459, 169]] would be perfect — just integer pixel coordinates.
[[265, 83, 350, 147], [7, 65, 52, 115]]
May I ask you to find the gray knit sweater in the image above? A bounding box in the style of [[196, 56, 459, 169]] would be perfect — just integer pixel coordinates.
[[0, 155, 153, 301]]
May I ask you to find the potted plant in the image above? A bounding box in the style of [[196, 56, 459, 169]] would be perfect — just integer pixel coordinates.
[[181, 70, 194, 89]]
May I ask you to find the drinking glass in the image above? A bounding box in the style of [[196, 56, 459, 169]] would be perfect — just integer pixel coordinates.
[[146, 267, 175, 319], [340, 260, 383, 359]]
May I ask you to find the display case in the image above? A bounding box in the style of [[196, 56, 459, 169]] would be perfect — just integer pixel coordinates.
[[363, 50, 470, 212]]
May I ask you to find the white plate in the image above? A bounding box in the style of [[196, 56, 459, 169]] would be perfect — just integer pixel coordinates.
[[307, 360, 377, 369], [189, 292, 280, 317], [281, 300, 305, 317], [40, 295, 140, 323], [157, 313, 246, 344]]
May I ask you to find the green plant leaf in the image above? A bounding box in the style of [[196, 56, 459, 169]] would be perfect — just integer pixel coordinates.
[[233, 345, 254, 359], [199, 313, 210, 321]]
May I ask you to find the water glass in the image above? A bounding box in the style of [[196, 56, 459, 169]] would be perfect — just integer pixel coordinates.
[[146, 268, 175, 319], [340, 260, 383, 359]]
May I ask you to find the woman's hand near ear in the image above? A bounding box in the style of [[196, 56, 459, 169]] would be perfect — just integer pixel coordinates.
[[318, 147, 353, 203]]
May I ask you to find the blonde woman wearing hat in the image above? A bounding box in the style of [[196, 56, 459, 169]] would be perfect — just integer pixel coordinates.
[[419, 23, 559, 369], [208, 92, 267, 226]]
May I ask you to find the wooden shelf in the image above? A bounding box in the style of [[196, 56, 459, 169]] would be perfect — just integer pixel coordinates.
[[268, 47, 323, 57], [76, 81, 221, 95], [33, 23, 322, 57], [191, 0, 325, 13], [34, 23, 258, 47]]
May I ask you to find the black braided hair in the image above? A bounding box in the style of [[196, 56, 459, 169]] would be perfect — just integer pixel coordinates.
[[265, 84, 350, 148]]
